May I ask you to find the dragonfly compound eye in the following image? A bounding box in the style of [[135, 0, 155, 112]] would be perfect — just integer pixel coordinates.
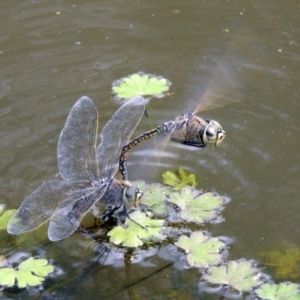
[[203, 120, 225, 146], [124, 183, 138, 202]]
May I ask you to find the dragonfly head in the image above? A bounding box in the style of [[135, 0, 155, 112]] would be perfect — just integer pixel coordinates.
[[123, 183, 143, 203], [202, 120, 226, 146]]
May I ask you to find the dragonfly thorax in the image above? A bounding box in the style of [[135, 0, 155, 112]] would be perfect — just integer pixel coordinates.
[[202, 120, 226, 146]]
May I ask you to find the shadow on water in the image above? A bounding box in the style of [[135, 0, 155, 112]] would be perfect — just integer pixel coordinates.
[[1, 0, 300, 299]]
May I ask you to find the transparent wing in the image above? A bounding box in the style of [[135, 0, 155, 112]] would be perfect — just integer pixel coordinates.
[[97, 96, 145, 179], [7, 180, 79, 234], [58, 96, 100, 183], [184, 31, 249, 115], [48, 183, 109, 241]]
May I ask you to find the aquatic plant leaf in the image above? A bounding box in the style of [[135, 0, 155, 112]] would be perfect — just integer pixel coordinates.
[[168, 187, 226, 223], [112, 73, 171, 100], [0, 257, 54, 288], [255, 282, 300, 300], [0, 204, 4, 215], [162, 168, 197, 188], [136, 181, 171, 216], [107, 210, 165, 247], [0, 205, 16, 230], [258, 241, 300, 280], [203, 260, 263, 292], [0, 256, 6, 268], [175, 231, 225, 268]]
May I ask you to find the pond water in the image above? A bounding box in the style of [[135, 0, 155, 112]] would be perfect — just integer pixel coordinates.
[[0, 0, 299, 299]]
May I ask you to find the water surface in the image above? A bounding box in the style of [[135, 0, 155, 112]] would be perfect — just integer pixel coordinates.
[[0, 0, 299, 299]]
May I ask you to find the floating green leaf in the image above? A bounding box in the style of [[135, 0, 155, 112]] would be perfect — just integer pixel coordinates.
[[258, 241, 300, 280], [112, 73, 171, 100], [162, 168, 197, 188], [203, 260, 263, 292], [255, 282, 300, 300], [136, 181, 171, 216], [0, 204, 16, 230], [168, 187, 226, 223], [107, 210, 165, 247], [0, 257, 54, 288], [175, 231, 225, 268]]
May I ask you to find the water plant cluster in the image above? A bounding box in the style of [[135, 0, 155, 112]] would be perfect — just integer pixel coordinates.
[[0, 73, 299, 299]]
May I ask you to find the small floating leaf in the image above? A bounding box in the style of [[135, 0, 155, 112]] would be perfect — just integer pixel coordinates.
[[136, 181, 171, 216], [168, 187, 227, 223], [175, 231, 225, 268], [162, 168, 197, 188], [203, 259, 263, 292], [0, 205, 16, 230], [258, 241, 300, 280], [112, 72, 171, 100], [108, 210, 165, 247], [0, 257, 54, 288], [255, 282, 300, 300]]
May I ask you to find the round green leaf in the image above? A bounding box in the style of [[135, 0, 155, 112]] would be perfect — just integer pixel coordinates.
[[175, 231, 225, 268], [255, 282, 300, 300], [203, 260, 263, 292], [107, 210, 165, 247], [0, 257, 54, 288], [168, 187, 227, 223], [0, 206, 17, 230], [112, 72, 171, 100]]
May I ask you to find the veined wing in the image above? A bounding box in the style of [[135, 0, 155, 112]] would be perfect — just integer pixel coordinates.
[[57, 96, 100, 183], [97, 96, 145, 179], [48, 182, 109, 241], [7, 180, 79, 234], [185, 32, 246, 115]]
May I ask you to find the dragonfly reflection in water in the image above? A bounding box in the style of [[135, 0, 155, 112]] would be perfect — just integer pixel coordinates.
[[7, 96, 145, 241], [119, 46, 241, 181]]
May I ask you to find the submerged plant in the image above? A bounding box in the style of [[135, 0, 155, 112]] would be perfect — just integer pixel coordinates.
[[112, 72, 171, 101], [0, 257, 54, 288], [258, 241, 300, 280]]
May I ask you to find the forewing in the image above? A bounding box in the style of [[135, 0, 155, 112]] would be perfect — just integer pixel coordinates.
[[97, 96, 145, 179], [48, 183, 109, 241], [7, 180, 78, 234], [184, 32, 246, 115], [58, 96, 100, 183]]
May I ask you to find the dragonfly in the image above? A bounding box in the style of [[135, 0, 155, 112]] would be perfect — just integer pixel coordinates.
[[7, 95, 145, 241], [119, 44, 241, 181]]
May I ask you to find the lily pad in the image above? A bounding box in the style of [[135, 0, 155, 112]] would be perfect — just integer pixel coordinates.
[[258, 241, 300, 280], [107, 210, 165, 247], [112, 72, 171, 100], [0, 257, 54, 288], [202, 259, 263, 292], [255, 282, 300, 300], [0, 205, 16, 230], [162, 168, 197, 188], [136, 181, 171, 216], [175, 231, 225, 268], [168, 187, 227, 223]]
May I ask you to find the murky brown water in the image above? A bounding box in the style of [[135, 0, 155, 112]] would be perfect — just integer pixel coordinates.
[[1, 0, 299, 299]]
